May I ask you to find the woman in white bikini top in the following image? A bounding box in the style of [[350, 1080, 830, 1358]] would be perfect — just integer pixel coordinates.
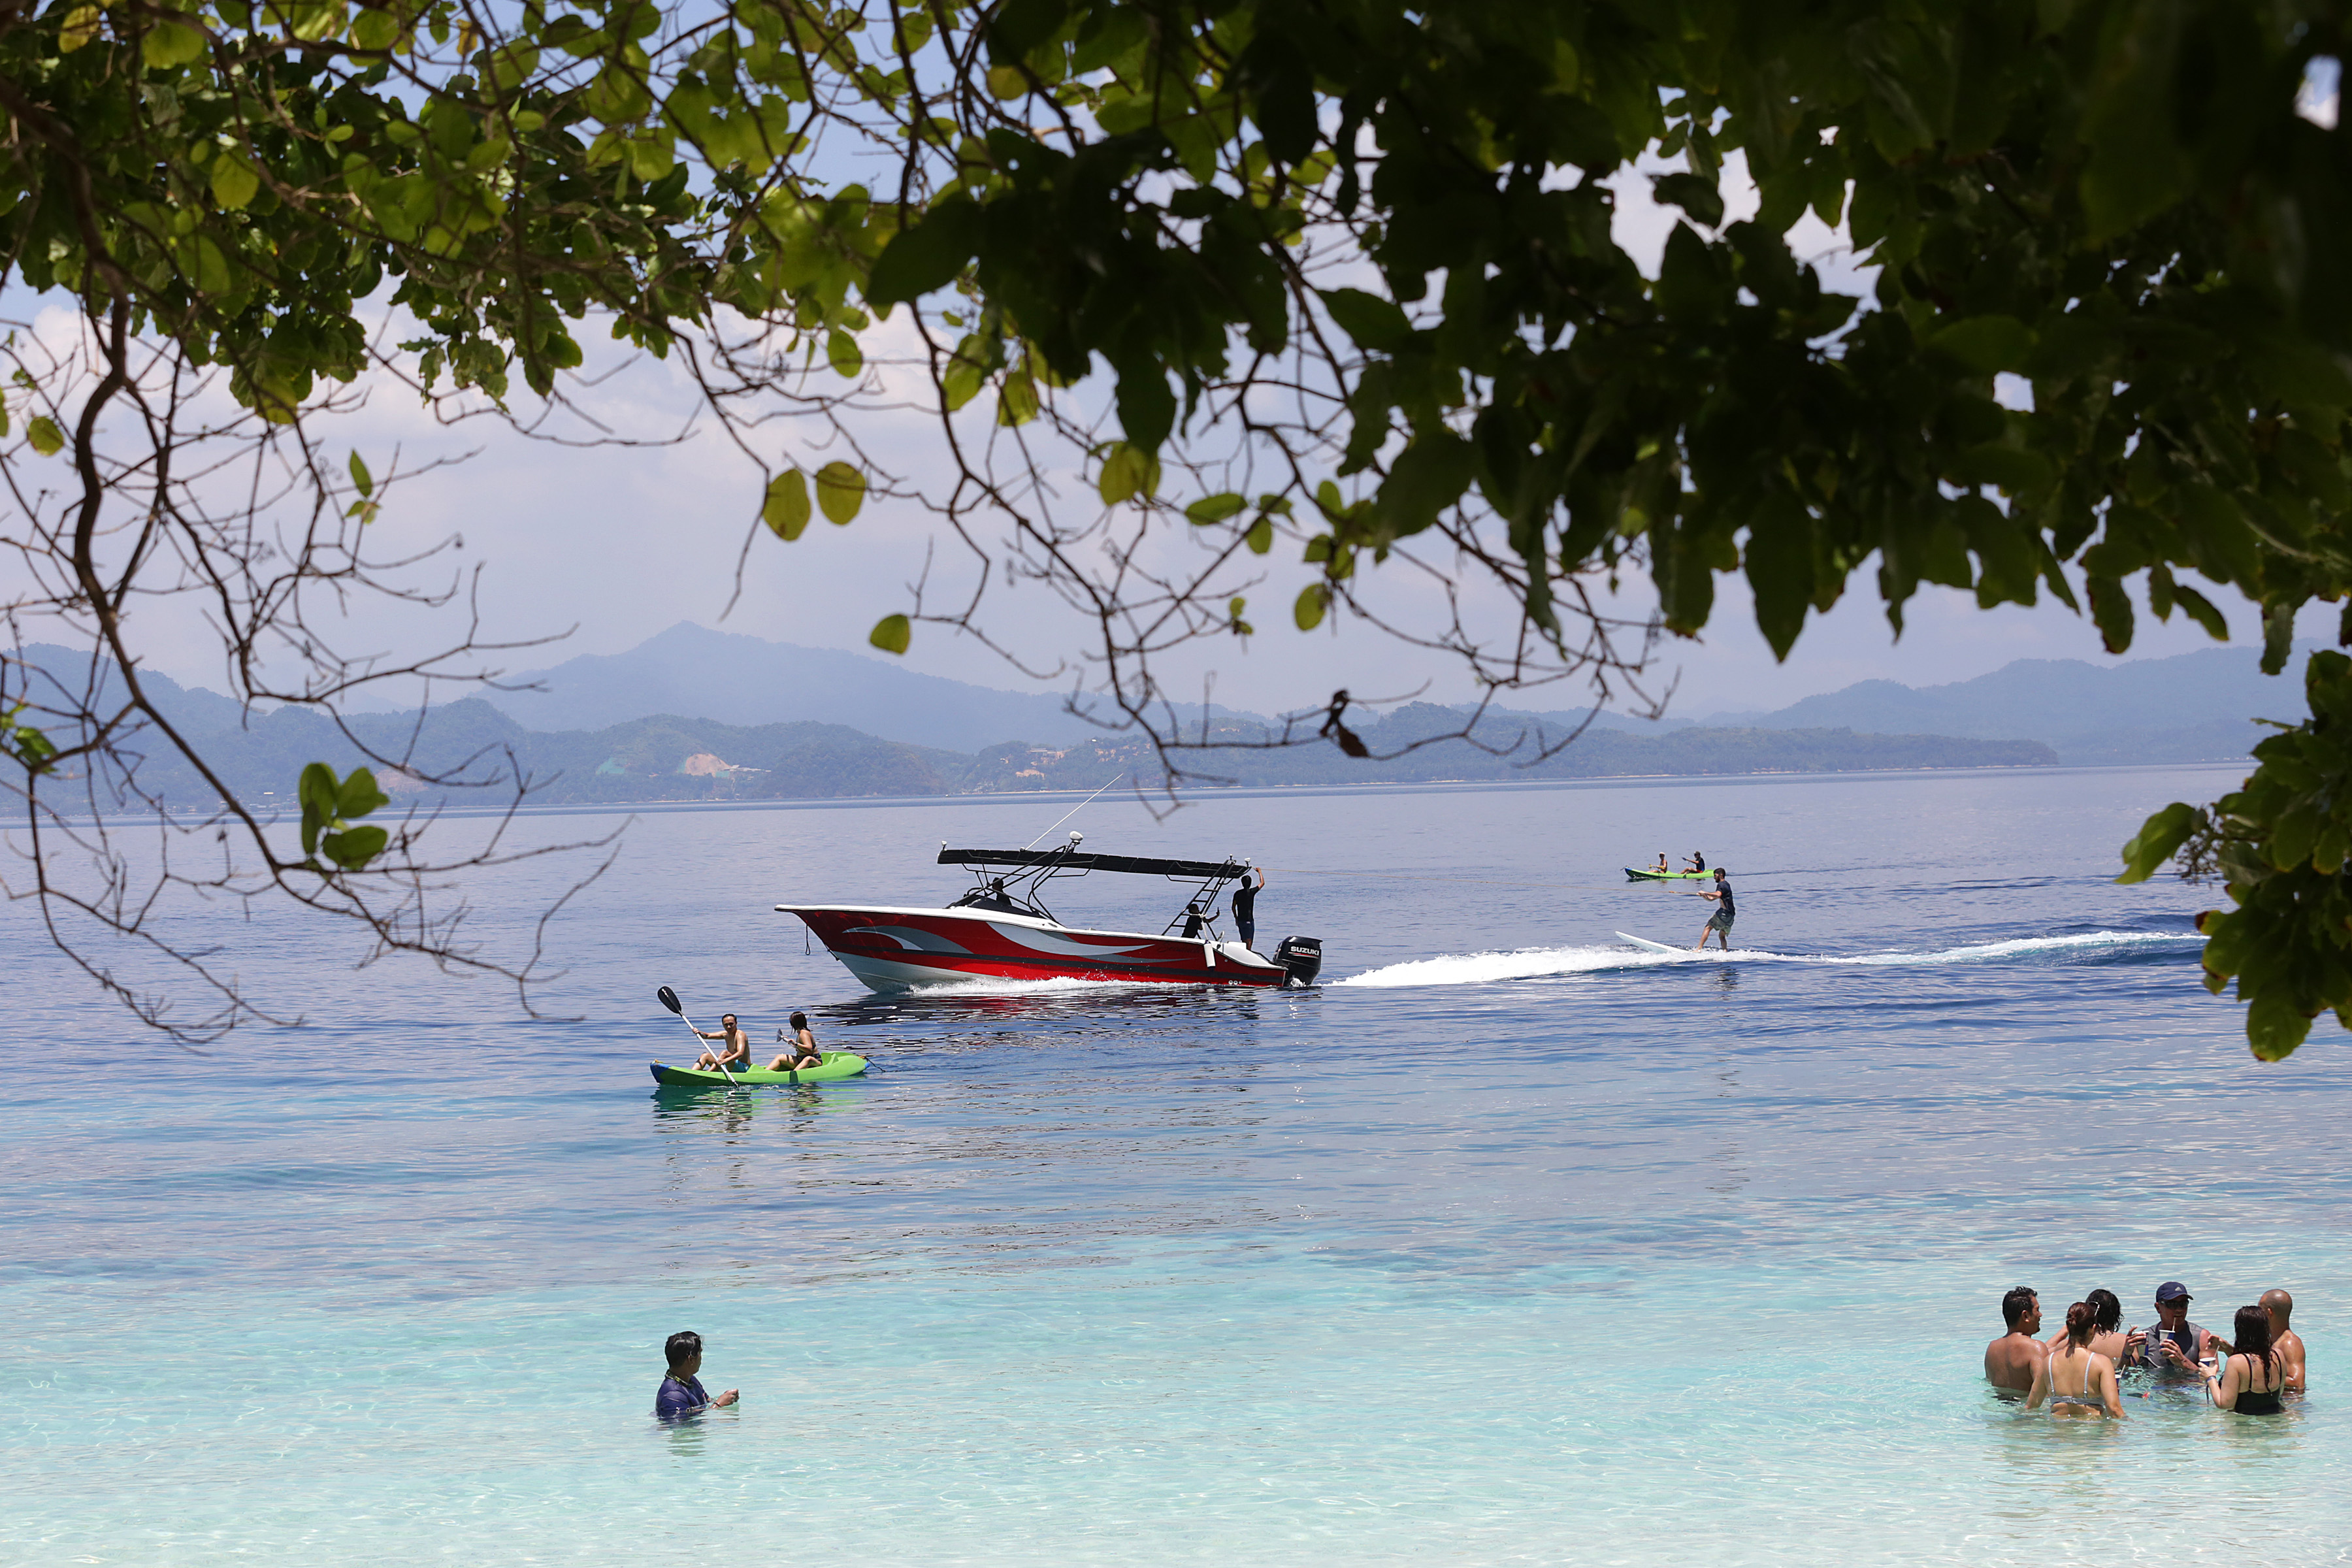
[[2027, 1300, 2124, 1418]]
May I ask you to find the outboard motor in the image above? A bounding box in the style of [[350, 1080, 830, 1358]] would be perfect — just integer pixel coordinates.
[[1274, 936, 1323, 988]]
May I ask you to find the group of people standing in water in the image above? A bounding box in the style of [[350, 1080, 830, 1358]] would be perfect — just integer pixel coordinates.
[[1985, 1281, 2307, 1418]]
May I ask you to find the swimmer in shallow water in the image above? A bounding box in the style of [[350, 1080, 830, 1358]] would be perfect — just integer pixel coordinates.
[[2027, 1301, 2123, 1418], [1984, 1286, 2047, 1394]]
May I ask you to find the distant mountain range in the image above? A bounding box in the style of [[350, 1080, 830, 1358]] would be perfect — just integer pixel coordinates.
[[9, 630, 2302, 811], [479, 622, 1108, 751], [1471, 644, 2308, 766]]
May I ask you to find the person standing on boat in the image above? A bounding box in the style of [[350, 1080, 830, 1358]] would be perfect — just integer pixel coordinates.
[[1182, 902, 1207, 938], [1693, 868, 1735, 951], [1232, 864, 1267, 951], [766, 1012, 822, 1071], [655, 1330, 738, 1422], [692, 1015, 752, 1074]]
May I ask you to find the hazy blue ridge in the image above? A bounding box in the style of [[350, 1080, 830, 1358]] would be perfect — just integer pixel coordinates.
[[478, 621, 1112, 751], [1674, 644, 2310, 761]]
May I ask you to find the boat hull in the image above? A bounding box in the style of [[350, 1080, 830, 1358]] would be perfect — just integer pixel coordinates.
[[779, 904, 1288, 992]]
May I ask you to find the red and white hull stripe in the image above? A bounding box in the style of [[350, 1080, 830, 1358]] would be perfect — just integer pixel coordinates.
[[778, 904, 1286, 991]]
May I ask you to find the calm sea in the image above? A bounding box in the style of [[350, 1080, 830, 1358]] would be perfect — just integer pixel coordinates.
[[4, 764, 2344, 1565]]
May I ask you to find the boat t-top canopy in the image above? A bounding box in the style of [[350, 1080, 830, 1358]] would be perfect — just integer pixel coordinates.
[[939, 848, 1245, 881]]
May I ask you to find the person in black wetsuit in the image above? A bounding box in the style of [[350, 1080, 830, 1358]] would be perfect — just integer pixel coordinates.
[[655, 1330, 738, 1422], [1693, 868, 1735, 951], [1232, 865, 1266, 950]]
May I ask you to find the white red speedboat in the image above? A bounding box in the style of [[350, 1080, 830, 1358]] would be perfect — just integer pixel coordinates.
[[778, 837, 1322, 992]]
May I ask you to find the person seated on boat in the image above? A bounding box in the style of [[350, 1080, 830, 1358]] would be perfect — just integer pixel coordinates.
[[2025, 1300, 2125, 1418], [1684, 850, 1707, 874], [1652, 852, 1671, 874], [1181, 902, 1207, 938], [766, 1011, 823, 1071], [656, 1330, 738, 1422], [692, 1015, 752, 1074]]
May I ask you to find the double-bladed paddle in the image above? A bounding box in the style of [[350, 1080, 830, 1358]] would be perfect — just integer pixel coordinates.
[[657, 985, 740, 1086]]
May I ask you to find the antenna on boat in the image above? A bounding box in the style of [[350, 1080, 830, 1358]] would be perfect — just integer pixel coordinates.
[[1022, 772, 1124, 851]]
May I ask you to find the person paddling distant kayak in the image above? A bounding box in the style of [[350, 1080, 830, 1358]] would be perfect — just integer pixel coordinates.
[[766, 1011, 821, 1071], [1652, 852, 1672, 875], [692, 1015, 751, 1074], [1694, 868, 1735, 951], [1684, 850, 1707, 874]]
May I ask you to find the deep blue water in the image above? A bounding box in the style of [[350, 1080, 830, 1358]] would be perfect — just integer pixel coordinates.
[[4, 764, 2345, 1564]]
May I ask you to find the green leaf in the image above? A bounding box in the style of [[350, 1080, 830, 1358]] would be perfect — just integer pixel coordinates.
[[1649, 171, 1724, 227], [210, 154, 260, 211], [335, 766, 389, 821], [2246, 991, 2315, 1062], [826, 330, 864, 379], [143, 18, 208, 69], [1184, 492, 1247, 525], [1927, 316, 2035, 375], [1098, 442, 1158, 506], [815, 461, 866, 524], [865, 199, 981, 308], [1294, 583, 1328, 631], [763, 469, 812, 540], [297, 761, 341, 857], [321, 825, 389, 872], [2170, 583, 2230, 642], [348, 449, 374, 498], [868, 613, 911, 654], [986, 65, 1028, 99], [58, 4, 102, 52], [1245, 517, 1274, 555], [2116, 801, 2202, 883], [25, 416, 63, 457], [1319, 288, 1413, 354], [996, 369, 1039, 426]]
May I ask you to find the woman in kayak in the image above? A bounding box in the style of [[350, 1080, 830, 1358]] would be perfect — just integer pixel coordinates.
[[693, 1015, 752, 1074], [766, 1011, 823, 1071], [1652, 852, 1671, 874]]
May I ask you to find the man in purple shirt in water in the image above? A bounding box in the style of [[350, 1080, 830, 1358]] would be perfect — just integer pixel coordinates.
[[655, 1330, 739, 1422]]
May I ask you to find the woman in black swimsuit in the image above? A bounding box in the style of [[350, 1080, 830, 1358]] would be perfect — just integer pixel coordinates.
[[2203, 1303, 2288, 1414]]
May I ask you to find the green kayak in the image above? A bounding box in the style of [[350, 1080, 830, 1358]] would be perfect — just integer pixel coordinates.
[[1624, 866, 1714, 881], [649, 1052, 868, 1087]]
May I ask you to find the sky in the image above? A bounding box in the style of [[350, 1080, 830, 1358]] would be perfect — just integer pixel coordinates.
[[56, 136, 2334, 728]]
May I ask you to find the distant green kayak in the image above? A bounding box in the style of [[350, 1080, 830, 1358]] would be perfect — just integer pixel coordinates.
[[1624, 867, 1714, 881], [649, 1052, 868, 1086]]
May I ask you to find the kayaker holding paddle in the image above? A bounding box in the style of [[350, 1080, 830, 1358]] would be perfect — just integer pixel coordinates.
[[1693, 867, 1735, 951], [691, 1015, 752, 1075], [766, 1012, 822, 1071]]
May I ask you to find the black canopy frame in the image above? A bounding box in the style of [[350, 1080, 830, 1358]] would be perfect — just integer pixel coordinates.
[[938, 843, 1247, 934]]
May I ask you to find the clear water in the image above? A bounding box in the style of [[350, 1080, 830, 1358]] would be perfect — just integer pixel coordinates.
[[6, 764, 2345, 1565]]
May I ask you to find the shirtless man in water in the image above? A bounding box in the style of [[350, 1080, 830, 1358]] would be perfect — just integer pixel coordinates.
[[1985, 1286, 2048, 1393], [2264, 1288, 2308, 1392]]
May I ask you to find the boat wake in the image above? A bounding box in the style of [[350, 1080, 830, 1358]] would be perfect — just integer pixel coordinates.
[[1335, 930, 2204, 988]]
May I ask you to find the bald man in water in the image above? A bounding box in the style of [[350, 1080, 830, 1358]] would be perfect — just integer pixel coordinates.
[[2264, 1288, 2308, 1392]]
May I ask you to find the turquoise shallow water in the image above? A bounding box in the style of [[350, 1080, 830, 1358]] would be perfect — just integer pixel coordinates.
[[5, 765, 2345, 1563]]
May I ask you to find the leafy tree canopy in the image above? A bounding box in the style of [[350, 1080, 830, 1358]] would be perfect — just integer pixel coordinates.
[[6, 0, 2352, 1054]]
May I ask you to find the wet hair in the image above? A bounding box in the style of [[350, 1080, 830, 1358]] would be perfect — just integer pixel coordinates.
[[2065, 1301, 2098, 1348], [664, 1330, 702, 1370], [2234, 1305, 2277, 1379], [789, 1011, 809, 1030], [2002, 1286, 2038, 1329], [2085, 1289, 2121, 1333]]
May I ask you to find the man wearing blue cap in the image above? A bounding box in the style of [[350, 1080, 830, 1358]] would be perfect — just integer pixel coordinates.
[[2127, 1282, 2212, 1375]]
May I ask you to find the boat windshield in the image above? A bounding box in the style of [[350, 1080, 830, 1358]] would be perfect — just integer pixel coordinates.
[[938, 843, 1247, 932]]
